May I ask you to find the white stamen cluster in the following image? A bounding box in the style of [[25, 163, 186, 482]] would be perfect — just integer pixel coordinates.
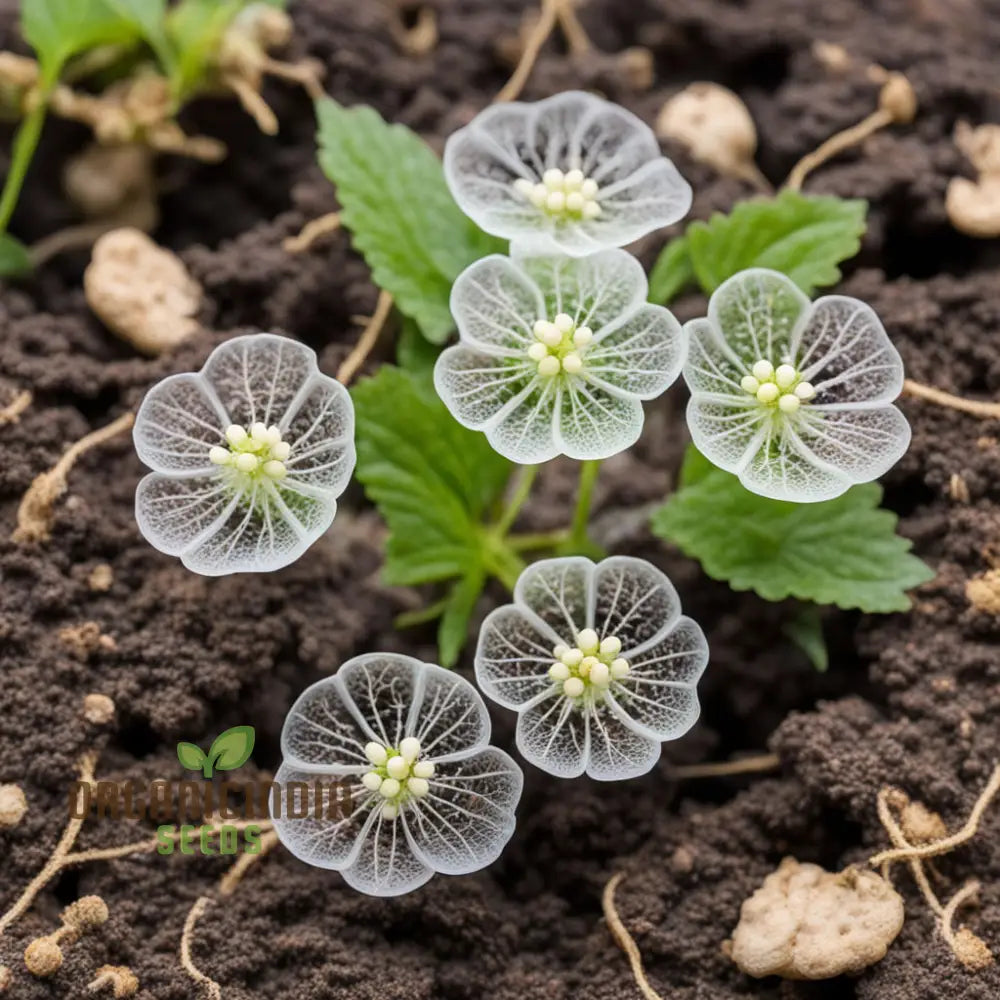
[[548, 628, 630, 698], [513, 168, 602, 221], [740, 360, 816, 414], [527, 312, 593, 376], [361, 737, 435, 820], [209, 422, 291, 479]]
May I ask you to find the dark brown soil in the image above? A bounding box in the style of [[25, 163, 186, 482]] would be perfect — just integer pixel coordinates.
[[2, 0, 1000, 998]]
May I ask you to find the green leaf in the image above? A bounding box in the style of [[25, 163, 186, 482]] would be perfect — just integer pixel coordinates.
[[165, 0, 242, 97], [22, 0, 140, 80], [0, 233, 31, 277], [684, 190, 867, 296], [176, 742, 206, 771], [315, 99, 506, 344], [104, 0, 174, 73], [438, 570, 485, 668], [396, 319, 440, 385], [208, 725, 256, 771], [352, 366, 511, 586], [648, 236, 695, 304], [651, 446, 935, 613], [783, 605, 829, 672]]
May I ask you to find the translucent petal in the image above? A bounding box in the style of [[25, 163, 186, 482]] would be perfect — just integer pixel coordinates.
[[450, 254, 545, 354], [334, 654, 424, 751], [201, 333, 319, 428], [475, 605, 563, 709], [135, 472, 237, 557], [341, 808, 434, 897], [592, 556, 682, 652], [792, 296, 906, 404], [515, 692, 588, 778], [404, 747, 522, 875], [586, 698, 662, 781], [280, 673, 375, 773], [281, 376, 355, 496], [412, 664, 492, 761], [738, 422, 853, 502], [791, 405, 912, 486], [269, 762, 372, 869], [433, 345, 537, 431], [584, 303, 686, 399], [609, 617, 707, 740], [483, 376, 561, 464], [686, 396, 768, 473], [518, 250, 647, 335], [177, 481, 336, 576], [683, 317, 752, 397], [513, 556, 594, 640], [707, 269, 811, 371], [554, 380, 644, 461], [133, 373, 228, 474]]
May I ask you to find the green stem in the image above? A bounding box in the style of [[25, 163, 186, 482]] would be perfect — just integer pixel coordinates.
[[493, 464, 538, 538], [507, 529, 569, 552], [394, 596, 451, 630], [568, 459, 601, 547], [482, 537, 526, 592], [0, 99, 48, 235]]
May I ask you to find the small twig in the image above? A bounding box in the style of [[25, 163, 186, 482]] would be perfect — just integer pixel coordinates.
[[667, 753, 780, 780], [902, 379, 1000, 421], [870, 764, 1000, 867], [180, 897, 221, 1000], [556, 0, 592, 56], [494, 0, 559, 104], [282, 211, 341, 254], [336, 290, 394, 385], [13, 411, 134, 543], [785, 108, 893, 191], [0, 389, 32, 426], [218, 829, 280, 896], [602, 873, 666, 1000]]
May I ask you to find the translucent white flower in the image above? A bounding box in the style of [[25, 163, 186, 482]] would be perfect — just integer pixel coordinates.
[[683, 268, 911, 503], [434, 249, 686, 463], [444, 90, 692, 256], [475, 557, 708, 780], [270, 653, 523, 897], [133, 333, 355, 575]]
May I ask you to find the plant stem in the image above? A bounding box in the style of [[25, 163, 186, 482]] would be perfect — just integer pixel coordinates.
[[483, 537, 526, 592], [494, 464, 538, 537], [0, 101, 48, 235], [507, 528, 570, 552], [568, 459, 601, 547]]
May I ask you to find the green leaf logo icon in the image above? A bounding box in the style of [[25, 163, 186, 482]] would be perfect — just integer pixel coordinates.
[[177, 726, 255, 778]]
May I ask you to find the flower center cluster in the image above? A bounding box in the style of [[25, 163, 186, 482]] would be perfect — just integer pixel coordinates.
[[527, 313, 592, 377], [548, 629, 631, 699], [361, 737, 435, 821], [513, 168, 603, 221], [740, 360, 816, 414], [209, 422, 291, 479]]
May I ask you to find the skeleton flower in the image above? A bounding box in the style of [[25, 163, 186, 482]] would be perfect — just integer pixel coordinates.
[[682, 268, 910, 502], [133, 333, 355, 575], [434, 249, 686, 463], [444, 90, 692, 256], [270, 654, 523, 897], [476, 557, 708, 780]]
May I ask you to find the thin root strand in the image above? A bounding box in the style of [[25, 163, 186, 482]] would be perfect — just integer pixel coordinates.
[[180, 897, 221, 1000], [902, 379, 1000, 421], [336, 291, 394, 385], [602, 873, 665, 1000]]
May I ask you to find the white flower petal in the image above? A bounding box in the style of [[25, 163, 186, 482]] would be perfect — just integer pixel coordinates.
[[412, 664, 492, 761], [706, 269, 811, 370], [554, 380, 644, 461], [135, 472, 237, 557], [433, 345, 537, 431], [404, 747, 522, 875], [584, 303, 686, 399], [738, 422, 853, 502], [341, 808, 435, 897], [591, 556, 682, 652], [133, 373, 228, 474], [586, 699, 662, 781], [515, 692, 588, 778], [513, 556, 594, 640], [682, 317, 752, 397], [280, 376, 355, 495], [475, 605, 563, 709], [793, 296, 906, 404], [333, 654, 425, 751], [280, 673, 376, 773], [517, 250, 648, 335], [608, 616, 707, 740], [270, 763, 372, 869], [450, 254, 545, 354], [201, 333, 319, 428], [483, 376, 561, 464], [686, 395, 768, 473]]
